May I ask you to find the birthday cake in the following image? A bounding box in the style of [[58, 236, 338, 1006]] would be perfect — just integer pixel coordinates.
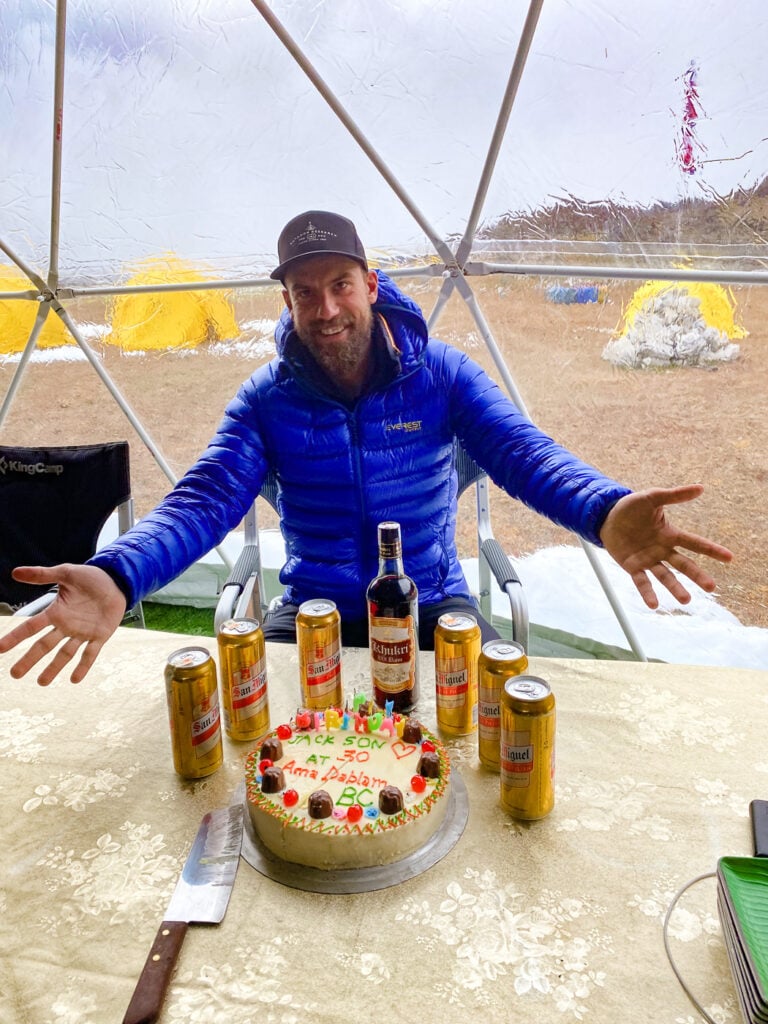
[[244, 706, 451, 870]]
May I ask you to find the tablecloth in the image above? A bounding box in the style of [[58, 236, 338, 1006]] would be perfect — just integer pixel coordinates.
[[1, 619, 765, 1024]]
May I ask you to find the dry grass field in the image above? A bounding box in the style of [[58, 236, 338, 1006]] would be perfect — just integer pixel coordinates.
[[1, 276, 765, 627]]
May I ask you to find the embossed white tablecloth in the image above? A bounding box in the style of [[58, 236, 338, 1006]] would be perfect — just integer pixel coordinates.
[[1, 618, 765, 1024]]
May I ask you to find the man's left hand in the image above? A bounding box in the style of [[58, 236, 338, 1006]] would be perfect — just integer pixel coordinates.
[[599, 484, 733, 608]]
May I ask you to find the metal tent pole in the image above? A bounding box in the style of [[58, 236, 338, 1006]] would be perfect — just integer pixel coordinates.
[[249, 0, 650, 659], [0, 237, 52, 429], [444, 0, 646, 659], [51, 304, 177, 484], [0, 238, 49, 293], [451, 273, 648, 660], [426, 276, 457, 333], [0, 304, 51, 430], [48, 0, 67, 294], [0, 0, 234, 572], [249, 0, 458, 272], [467, 261, 768, 286], [455, 0, 545, 268]]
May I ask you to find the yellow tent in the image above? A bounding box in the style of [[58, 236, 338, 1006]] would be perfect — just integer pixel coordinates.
[[603, 279, 747, 368], [619, 280, 747, 340], [0, 269, 74, 355], [106, 254, 239, 351]]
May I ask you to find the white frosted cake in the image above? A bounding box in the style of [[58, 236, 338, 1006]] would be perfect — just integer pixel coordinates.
[[244, 707, 451, 870]]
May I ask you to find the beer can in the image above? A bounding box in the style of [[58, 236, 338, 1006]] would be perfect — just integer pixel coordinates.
[[217, 618, 270, 741], [296, 598, 343, 709], [434, 612, 481, 735], [164, 646, 223, 779], [500, 675, 555, 820], [478, 639, 529, 771]]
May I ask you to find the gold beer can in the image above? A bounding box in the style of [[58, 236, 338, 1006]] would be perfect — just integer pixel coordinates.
[[296, 598, 343, 709], [434, 612, 481, 736], [164, 646, 223, 779], [478, 639, 529, 771], [500, 675, 555, 820], [217, 618, 270, 741]]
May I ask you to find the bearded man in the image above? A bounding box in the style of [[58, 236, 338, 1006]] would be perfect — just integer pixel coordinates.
[[0, 210, 732, 685]]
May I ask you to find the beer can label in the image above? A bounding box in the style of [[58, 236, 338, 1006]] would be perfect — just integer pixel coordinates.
[[229, 658, 268, 723], [478, 698, 500, 729], [500, 732, 535, 785], [305, 646, 342, 697], [436, 659, 469, 709], [191, 689, 221, 758]]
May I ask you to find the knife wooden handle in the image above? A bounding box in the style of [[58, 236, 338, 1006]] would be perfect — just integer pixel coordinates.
[[122, 919, 188, 1024]]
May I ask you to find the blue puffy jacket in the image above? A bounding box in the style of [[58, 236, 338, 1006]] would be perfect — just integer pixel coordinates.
[[90, 272, 631, 617]]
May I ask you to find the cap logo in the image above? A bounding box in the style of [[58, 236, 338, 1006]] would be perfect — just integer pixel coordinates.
[[290, 220, 338, 251]]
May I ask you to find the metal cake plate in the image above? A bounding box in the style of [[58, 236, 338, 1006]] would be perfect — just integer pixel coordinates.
[[235, 771, 468, 894]]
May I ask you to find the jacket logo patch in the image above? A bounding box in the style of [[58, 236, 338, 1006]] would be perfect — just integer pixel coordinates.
[[385, 420, 422, 433]]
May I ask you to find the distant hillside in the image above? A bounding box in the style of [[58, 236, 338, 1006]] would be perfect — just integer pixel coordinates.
[[482, 181, 768, 246]]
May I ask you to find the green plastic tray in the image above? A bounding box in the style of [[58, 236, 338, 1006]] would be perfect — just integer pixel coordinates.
[[718, 857, 768, 1006]]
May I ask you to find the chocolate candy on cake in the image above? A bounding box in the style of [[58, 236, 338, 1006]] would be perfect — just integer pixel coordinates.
[[260, 765, 286, 793], [378, 785, 404, 815], [308, 789, 334, 819], [402, 717, 423, 744], [417, 750, 440, 778], [260, 736, 283, 762]]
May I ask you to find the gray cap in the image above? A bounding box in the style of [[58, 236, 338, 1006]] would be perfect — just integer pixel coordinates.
[[270, 210, 368, 281]]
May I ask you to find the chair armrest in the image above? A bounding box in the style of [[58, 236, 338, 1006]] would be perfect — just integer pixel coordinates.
[[214, 544, 263, 634], [480, 538, 530, 651], [12, 590, 57, 617], [480, 538, 521, 589]]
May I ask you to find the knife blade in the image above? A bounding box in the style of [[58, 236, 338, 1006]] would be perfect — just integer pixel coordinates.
[[122, 804, 244, 1024]]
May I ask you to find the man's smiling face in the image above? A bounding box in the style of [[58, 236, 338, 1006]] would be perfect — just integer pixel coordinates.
[[282, 254, 379, 382]]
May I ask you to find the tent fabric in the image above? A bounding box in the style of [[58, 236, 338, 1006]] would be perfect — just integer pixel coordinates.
[[2, 1, 767, 659], [2, 1, 767, 288]]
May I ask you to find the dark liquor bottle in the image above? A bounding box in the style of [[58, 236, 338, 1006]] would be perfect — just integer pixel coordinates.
[[367, 521, 419, 714]]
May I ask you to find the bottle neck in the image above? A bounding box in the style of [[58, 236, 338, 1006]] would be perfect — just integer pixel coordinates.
[[378, 547, 404, 577], [377, 522, 404, 576]]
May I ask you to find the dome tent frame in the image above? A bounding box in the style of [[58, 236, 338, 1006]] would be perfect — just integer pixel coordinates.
[[2, 0, 766, 659]]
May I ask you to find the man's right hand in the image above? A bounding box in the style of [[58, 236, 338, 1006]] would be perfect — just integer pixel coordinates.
[[0, 564, 127, 686]]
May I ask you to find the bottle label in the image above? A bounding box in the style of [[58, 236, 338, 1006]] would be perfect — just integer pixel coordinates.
[[370, 616, 416, 693]]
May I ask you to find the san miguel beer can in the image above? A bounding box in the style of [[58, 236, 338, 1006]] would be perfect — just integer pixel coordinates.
[[434, 612, 482, 736], [217, 618, 270, 741], [478, 640, 529, 771], [164, 646, 223, 779], [296, 599, 343, 709], [500, 675, 555, 820]]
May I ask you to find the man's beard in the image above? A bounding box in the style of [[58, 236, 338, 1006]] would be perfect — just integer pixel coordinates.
[[299, 308, 373, 382]]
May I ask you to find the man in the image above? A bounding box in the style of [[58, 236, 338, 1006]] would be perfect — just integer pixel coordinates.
[[0, 210, 732, 685]]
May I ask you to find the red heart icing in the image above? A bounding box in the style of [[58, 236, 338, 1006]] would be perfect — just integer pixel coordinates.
[[391, 740, 417, 760]]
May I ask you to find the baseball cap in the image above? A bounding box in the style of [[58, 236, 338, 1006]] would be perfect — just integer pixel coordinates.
[[270, 210, 368, 281]]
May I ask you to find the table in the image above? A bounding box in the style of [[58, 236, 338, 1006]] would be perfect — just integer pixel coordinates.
[[1, 619, 764, 1024]]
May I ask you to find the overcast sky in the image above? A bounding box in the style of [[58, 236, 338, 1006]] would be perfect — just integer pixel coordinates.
[[2, 0, 767, 282]]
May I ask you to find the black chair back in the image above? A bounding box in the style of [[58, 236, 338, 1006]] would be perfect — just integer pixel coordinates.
[[0, 442, 131, 608]]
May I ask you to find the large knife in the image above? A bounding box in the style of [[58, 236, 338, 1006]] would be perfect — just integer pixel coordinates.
[[123, 804, 244, 1024]]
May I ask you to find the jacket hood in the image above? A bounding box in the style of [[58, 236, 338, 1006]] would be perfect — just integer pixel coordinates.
[[274, 270, 429, 372]]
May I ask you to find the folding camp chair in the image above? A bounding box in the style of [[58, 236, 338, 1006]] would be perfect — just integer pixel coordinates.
[[214, 443, 528, 649], [0, 441, 144, 626]]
